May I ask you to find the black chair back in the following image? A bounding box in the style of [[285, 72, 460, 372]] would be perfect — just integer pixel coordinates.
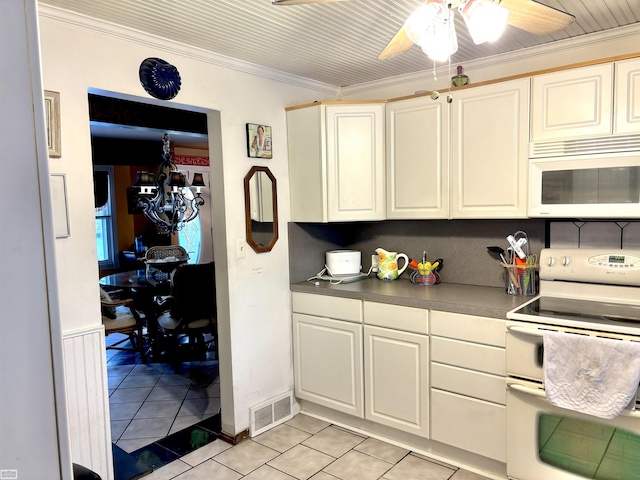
[[169, 262, 216, 320]]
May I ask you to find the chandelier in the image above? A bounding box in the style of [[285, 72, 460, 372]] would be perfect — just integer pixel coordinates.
[[404, 0, 510, 62], [133, 133, 206, 235]]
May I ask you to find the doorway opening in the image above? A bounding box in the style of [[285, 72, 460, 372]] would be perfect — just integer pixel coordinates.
[[90, 90, 223, 476]]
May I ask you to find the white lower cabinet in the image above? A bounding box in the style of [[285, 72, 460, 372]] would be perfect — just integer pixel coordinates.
[[292, 294, 507, 464], [364, 325, 429, 436], [292, 293, 364, 417], [430, 310, 507, 462], [293, 313, 363, 417]]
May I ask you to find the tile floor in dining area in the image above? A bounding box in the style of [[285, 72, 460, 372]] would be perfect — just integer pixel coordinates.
[[107, 335, 221, 455]]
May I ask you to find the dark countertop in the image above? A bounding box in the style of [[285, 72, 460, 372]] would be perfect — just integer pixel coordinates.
[[291, 277, 533, 319]]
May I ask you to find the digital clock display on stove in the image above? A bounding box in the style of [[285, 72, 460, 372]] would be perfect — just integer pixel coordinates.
[[608, 255, 625, 264]]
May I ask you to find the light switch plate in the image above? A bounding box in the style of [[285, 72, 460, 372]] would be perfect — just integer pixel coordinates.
[[237, 239, 246, 259]]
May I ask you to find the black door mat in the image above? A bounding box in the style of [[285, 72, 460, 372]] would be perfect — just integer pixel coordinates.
[[113, 413, 221, 479]]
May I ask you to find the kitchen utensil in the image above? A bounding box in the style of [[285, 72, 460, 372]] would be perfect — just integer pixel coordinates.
[[487, 246, 508, 265], [375, 248, 409, 281], [507, 235, 526, 259]]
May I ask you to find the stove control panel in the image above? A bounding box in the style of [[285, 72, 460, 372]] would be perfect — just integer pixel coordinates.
[[540, 248, 640, 286]]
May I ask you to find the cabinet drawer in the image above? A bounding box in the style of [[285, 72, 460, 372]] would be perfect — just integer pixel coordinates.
[[292, 292, 362, 323], [431, 363, 506, 405], [431, 389, 506, 462], [364, 301, 428, 334], [431, 337, 505, 376], [430, 311, 505, 347]]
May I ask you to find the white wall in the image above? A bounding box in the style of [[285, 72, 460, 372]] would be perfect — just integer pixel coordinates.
[[0, 1, 72, 478], [38, 5, 335, 445]]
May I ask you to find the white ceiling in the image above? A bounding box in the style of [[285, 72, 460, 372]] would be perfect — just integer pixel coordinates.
[[39, 0, 640, 88]]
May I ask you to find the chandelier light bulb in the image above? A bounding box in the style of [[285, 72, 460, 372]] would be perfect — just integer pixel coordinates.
[[132, 133, 206, 235]]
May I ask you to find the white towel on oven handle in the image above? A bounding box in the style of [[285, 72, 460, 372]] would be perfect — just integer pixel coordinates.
[[543, 330, 640, 419]]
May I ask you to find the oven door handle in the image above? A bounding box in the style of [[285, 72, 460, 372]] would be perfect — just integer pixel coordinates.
[[507, 382, 640, 418], [507, 325, 545, 337], [507, 382, 546, 398]]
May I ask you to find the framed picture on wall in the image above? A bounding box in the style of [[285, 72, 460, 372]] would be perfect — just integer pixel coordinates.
[[246, 123, 272, 159], [44, 90, 61, 158]]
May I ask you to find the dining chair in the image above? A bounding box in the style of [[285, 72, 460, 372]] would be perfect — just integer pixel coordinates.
[[144, 245, 189, 285], [100, 287, 147, 361], [155, 262, 217, 361]]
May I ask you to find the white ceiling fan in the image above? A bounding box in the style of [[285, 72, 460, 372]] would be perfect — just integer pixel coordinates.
[[272, 0, 575, 62]]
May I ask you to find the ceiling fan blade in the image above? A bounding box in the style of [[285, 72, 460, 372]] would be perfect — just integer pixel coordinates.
[[501, 0, 575, 35], [272, 0, 347, 5], [378, 26, 415, 60]]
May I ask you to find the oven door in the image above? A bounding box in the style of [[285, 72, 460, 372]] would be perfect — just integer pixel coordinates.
[[507, 377, 640, 480]]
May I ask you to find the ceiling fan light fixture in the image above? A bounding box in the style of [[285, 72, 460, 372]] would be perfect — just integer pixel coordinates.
[[421, 8, 458, 63], [460, 0, 509, 45], [403, 2, 443, 46]]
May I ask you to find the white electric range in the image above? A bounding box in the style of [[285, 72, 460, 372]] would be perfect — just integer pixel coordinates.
[[505, 248, 640, 480]]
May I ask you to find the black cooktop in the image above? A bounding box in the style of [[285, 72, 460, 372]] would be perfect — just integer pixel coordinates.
[[514, 296, 640, 327]]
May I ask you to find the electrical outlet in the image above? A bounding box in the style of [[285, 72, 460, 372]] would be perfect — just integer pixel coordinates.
[[237, 239, 246, 259], [371, 254, 379, 272]]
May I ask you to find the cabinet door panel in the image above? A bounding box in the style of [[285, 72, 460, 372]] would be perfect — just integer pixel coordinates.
[[364, 326, 429, 436], [451, 78, 529, 218], [431, 389, 506, 462], [531, 63, 613, 141], [293, 313, 363, 417], [386, 97, 449, 219], [326, 105, 385, 221], [615, 58, 640, 135]]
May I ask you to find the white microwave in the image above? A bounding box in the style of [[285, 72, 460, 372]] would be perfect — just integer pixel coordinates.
[[529, 151, 640, 218]]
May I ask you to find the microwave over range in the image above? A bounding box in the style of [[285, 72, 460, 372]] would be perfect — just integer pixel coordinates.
[[529, 151, 640, 218]]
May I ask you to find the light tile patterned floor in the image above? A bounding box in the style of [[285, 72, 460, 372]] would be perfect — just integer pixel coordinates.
[[106, 334, 220, 454], [142, 413, 492, 480]]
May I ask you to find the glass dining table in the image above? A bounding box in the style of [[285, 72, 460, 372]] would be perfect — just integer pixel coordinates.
[[100, 269, 171, 359]]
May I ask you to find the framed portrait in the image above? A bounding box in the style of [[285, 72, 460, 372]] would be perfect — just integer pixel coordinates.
[[44, 90, 61, 158], [246, 123, 272, 159]]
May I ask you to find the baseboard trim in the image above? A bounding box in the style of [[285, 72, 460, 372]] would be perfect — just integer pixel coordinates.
[[219, 429, 250, 445]]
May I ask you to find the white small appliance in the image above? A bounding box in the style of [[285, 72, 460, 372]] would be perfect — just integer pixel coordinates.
[[325, 250, 362, 276]]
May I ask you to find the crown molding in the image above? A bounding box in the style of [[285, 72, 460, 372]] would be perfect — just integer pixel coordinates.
[[341, 23, 640, 97], [38, 4, 339, 96]]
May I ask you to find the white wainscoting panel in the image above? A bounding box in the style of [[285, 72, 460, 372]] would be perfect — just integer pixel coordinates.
[[63, 325, 113, 480]]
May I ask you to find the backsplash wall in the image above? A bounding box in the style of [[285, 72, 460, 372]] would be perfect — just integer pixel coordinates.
[[289, 219, 546, 288], [549, 221, 640, 249], [288, 219, 640, 287]]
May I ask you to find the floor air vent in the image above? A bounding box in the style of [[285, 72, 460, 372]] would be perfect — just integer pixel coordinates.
[[249, 391, 294, 437]]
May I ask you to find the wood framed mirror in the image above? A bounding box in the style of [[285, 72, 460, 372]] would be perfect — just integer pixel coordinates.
[[244, 166, 278, 253]]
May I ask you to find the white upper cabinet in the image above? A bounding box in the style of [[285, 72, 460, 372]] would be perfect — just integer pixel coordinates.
[[615, 57, 640, 135], [451, 78, 530, 218], [531, 63, 614, 142], [287, 103, 385, 222], [385, 96, 449, 219]]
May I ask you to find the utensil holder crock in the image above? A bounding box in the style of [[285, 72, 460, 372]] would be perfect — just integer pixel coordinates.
[[502, 263, 538, 296]]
